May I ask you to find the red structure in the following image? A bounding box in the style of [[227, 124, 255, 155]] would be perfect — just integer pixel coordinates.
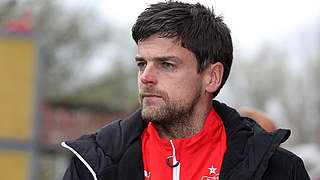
[[40, 102, 132, 146], [4, 10, 33, 33]]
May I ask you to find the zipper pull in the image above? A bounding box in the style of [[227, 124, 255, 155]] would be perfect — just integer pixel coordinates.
[[166, 140, 180, 168]]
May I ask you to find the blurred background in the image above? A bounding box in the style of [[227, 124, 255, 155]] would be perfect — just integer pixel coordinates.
[[0, 0, 319, 179]]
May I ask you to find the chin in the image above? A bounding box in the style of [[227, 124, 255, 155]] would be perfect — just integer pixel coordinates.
[[141, 105, 160, 122], [141, 105, 156, 115]]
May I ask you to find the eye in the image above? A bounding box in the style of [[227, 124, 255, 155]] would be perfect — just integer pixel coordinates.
[[162, 62, 174, 68], [137, 61, 147, 69]]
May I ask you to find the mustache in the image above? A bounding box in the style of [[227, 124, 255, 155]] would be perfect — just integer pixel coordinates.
[[139, 87, 168, 99]]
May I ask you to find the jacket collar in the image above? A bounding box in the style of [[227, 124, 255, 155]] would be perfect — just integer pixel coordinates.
[[96, 108, 147, 162], [213, 100, 290, 179], [213, 100, 253, 179]]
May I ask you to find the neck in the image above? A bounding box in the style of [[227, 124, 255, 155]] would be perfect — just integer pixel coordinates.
[[154, 99, 212, 140]]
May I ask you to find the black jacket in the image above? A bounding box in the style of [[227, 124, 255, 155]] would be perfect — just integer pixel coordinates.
[[62, 101, 310, 180]]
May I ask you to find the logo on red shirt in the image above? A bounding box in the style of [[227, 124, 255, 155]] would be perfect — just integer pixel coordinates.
[[200, 165, 220, 180]]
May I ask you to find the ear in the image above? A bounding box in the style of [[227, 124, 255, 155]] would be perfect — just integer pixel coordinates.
[[204, 62, 224, 93]]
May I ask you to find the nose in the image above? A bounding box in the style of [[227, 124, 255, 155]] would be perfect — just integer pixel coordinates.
[[139, 63, 158, 85]]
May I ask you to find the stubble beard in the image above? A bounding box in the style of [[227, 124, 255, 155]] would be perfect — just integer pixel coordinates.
[[139, 86, 201, 126]]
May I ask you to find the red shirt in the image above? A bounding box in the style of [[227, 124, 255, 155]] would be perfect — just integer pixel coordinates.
[[141, 107, 227, 180]]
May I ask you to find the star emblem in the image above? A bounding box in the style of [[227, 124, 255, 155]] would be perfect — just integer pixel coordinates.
[[208, 165, 217, 175]]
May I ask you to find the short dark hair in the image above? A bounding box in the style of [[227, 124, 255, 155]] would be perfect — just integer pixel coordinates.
[[132, 1, 233, 98]]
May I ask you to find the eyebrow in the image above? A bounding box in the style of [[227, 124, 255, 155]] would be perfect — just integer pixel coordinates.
[[135, 56, 182, 63]]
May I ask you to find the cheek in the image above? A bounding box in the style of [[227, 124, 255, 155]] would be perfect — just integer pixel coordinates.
[[180, 77, 203, 95], [166, 78, 198, 97], [137, 73, 143, 89], [137, 75, 140, 90]]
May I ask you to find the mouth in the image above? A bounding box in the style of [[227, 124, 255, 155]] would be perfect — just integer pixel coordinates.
[[142, 93, 162, 100]]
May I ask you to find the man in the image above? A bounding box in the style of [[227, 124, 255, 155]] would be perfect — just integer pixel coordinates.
[[62, 1, 310, 179]]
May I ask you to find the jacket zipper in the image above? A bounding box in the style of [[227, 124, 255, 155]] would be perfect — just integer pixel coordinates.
[[170, 140, 180, 180]]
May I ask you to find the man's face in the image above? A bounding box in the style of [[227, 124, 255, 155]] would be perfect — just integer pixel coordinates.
[[136, 35, 206, 123]]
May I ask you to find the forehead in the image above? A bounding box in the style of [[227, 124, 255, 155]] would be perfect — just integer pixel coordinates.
[[137, 34, 196, 62]]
